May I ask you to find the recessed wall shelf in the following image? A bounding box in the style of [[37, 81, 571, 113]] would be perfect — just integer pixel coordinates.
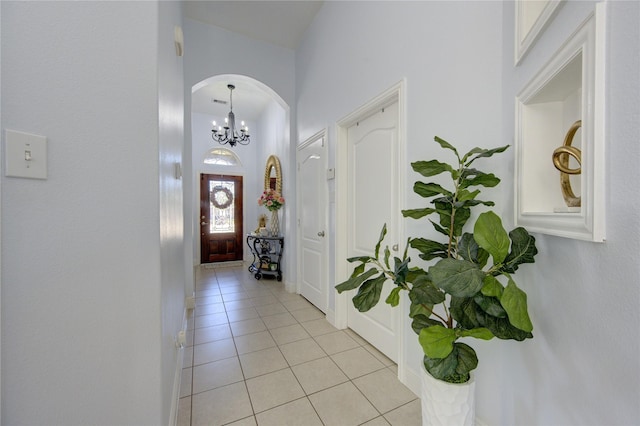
[[515, 3, 606, 242]]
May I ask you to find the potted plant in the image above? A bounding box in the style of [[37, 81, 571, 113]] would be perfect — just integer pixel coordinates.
[[336, 136, 538, 425]]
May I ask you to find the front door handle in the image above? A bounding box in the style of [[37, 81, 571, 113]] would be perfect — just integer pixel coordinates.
[[201, 222, 207, 226], [317, 231, 325, 237]]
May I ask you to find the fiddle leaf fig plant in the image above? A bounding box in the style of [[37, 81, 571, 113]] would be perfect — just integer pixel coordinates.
[[336, 136, 538, 384]]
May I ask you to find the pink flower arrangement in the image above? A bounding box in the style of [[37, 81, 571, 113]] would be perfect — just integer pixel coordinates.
[[258, 189, 285, 211]]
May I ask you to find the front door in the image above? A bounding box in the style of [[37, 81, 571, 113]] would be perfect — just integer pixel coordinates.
[[297, 131, 328, 313], [346, 102, 400, 362], [200, 174, 243, 263]]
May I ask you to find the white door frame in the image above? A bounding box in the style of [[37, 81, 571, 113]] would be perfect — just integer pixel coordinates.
[[296, 129, 329, 310], [334, 79, 408, 379]]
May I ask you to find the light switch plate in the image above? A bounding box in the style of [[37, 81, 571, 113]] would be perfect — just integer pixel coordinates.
[[5, 129, 47, 179]]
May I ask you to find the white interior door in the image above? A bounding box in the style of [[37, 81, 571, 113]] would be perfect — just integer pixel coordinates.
[[346, 102, 399, 362], [297, 132, 328, 313]]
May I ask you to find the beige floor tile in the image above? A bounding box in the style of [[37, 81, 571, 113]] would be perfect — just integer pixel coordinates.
[[180, 368, 192, 397], [272, 291, 303, 302], [291, 356, 349, 395], [191, 381, 253, 426], [331, 346, 385, 379], [261, 312, 298, 329], [290, 307, 325, 322], [255, 397, 322, 426], [220, 285, 246, 295], [353, 369, 417, 413], [183, 346, 193, 368], [194, 324, 232, 345], [364, 343, 396, 366], [239, 346, 288, 378], [254, 302, 288, 317], [193, 338, 237, 366], [269, 323, 310, 345], [224, 299, 255, 311], [195, 302, 226, 317], [300, 318, 338, 337], [309, 381, 379, 426], [384, 399, 422, 426], [245, 369, 305, 413], [223, 291, 250, 302], [177, 396, 191, 426], [344, 327, 370, 345], [196, 294, 223, 306], [249, 295, 280, 307], [230, 318, 267, 336], [195, 312, 229, 329], [279, 338, 326, 366], [192, 356, 244, 394], [233, 330, 276, 354], [226, 307, 260, 322], [226, 416, 256, 425], [282, 298, 314, 312], [245, 288, 273, 299], [363, 416, 392, 425], [314, 330, 360, 355]]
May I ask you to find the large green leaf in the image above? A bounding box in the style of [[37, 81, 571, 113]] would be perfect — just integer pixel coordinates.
[[385, 286, 402, 307], [410, 238, 448, 260], [502, 227, 538, 273], [457, 233, 489, 267], [414, 182, 451, 198], [434, 200, 470, 237], [393, 256, 410, 285], [463, 145, 509, 166], [423, 342, 477, 383], [335, 268, 378, 293], [352, 273, 387, 312], [449, 296, 482, 329], [411, 159, 453, 177], [473, 293, 507, 318], [402, 207, 436, 219], [411, 315, 443, 334], [481, 275, 504, 298], [434, 136, 460, 158], [473, 211, 510, 264], [459, 170, 501, 189], [459, 327, 494, 340], [419, 325, 456, 358], [374, 224, 387, 259], [480, 314, 533, 341], [429, 258, 485, 297], [501, 278, 533, 332], [409, 280, 446, 305]]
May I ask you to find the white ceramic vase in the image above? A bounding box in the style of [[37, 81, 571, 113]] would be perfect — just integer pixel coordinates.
[[421, 364, 476, 426], [270, 210, 280, 236]]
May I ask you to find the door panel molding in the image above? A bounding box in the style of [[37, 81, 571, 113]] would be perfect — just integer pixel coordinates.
[[334, 79, 409, 384]]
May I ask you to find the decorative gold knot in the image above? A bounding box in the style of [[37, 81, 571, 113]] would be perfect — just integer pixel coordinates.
[[552, 120, 582, 207]]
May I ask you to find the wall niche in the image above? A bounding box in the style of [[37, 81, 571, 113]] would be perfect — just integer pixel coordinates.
[[515, 3, 606, 242]]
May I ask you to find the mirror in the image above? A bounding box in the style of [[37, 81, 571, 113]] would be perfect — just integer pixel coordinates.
[[264, 155, 282, 193]]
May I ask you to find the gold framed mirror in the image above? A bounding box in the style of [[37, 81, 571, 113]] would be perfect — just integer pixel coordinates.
[[264, 155, 282, 193]]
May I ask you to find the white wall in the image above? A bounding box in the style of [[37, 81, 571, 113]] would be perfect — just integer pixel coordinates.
[[183, 19, 296, 289], [1, 1, 185, 424], [295, 0, 505, 409], [296, 1, 639, 425], [496, 1, 640, 425]]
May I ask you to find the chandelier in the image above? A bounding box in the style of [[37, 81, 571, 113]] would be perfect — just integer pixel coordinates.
[[211, 84, 251, 147]]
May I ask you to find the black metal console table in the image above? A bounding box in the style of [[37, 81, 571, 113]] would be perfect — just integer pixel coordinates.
[[247, 235, 283, 281]]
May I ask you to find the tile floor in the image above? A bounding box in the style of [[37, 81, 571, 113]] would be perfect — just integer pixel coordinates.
[[177, 265, 421, 426]]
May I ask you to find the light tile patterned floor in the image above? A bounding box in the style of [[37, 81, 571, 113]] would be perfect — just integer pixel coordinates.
[[178, 266, 421, 426]]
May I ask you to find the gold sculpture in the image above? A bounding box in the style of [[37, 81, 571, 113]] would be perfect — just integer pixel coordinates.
[[552, 120, 582, 207]]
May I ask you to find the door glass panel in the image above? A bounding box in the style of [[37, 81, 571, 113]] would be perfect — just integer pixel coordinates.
[[209, 180, 235, 233]]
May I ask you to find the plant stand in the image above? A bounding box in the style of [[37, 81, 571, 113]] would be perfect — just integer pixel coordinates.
[[247, 235, 283, 281]]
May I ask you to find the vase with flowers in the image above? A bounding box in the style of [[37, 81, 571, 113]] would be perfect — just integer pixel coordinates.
[[258, 188, 285, 236]]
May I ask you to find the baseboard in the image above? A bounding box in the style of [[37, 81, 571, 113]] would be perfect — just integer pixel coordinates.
[[202, 260, 244, 269], [168, 309, 188, 426]]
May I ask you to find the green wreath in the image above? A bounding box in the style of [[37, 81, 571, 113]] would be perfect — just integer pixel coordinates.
[[210, 186, 233, 209]]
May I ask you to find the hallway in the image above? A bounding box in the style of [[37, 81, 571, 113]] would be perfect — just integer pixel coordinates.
[[177, 266, 421, 426]]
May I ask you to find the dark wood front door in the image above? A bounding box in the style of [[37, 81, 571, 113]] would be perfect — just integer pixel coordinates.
[[200, 174, 243, 263]]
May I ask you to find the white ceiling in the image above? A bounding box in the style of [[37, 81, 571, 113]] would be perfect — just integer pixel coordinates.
[[185, 1, 323, 121]]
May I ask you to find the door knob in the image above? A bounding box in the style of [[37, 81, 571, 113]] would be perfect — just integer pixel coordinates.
[[317, 231, 325, 237], [392, 244, 399, 252], [201, 222, 207, 226]]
